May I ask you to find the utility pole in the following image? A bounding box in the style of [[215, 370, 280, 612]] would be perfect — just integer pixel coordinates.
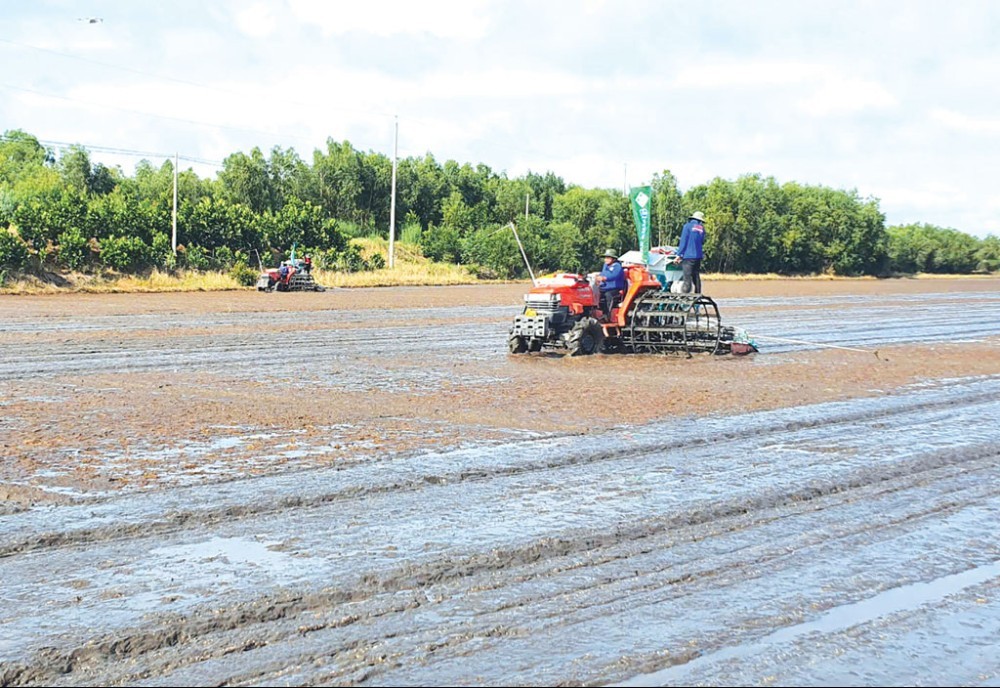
[[172, 152, 178, 255], [508, 222, 536, 286], [388, 116, 398, 269], [525, 191, 529, 221]]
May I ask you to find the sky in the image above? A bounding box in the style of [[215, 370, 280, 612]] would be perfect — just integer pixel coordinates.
[[2, 0, 999, 237]]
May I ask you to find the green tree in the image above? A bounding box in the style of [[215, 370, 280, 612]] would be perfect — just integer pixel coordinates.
[[218, 148, 273, 213], [975, 235, 1000, 272], [312, 139, 363, 223], [421, 223, 463, 263], [260, 196, 343, 254], [888, 223, 979, 274], [651, 170, 684, 248], [492, 177, 532, 225], [398, 152, 447, 230], [11, 188, 88, 247], [0, 130, 53, 186], [538, 220, 583, 272], [462, 225, 522, 278], [524, 171, 566, 221]]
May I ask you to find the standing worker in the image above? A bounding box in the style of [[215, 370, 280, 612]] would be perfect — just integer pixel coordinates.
[[674, 211, 706, 293], [595, 249, 625, 314]]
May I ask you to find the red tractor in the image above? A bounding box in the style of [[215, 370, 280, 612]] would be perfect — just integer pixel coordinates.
[[256, 258, 324, 292], [508, 260, 749, 356]]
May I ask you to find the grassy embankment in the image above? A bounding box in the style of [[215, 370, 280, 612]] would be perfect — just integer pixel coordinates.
[[0, 238, 992, 295], [0, 239, 481, 294]]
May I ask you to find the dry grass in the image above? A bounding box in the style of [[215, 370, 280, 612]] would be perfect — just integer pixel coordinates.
[[84, 270, 243, 293], [314, 238, 481, 288], [0, 270, 242, 295], [316, 263, 480, 288]]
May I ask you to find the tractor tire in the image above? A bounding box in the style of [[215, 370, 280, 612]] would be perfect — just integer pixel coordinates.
[[567, 318, 604, 356], [508, 334, 528, 354]]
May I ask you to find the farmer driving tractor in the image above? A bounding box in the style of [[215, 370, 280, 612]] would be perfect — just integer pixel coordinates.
[[595, 249, 625, 315]]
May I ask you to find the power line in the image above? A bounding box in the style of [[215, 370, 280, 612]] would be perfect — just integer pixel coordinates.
[[0, 37, 397, 121], [51, 140, 222, 167], [1, 134, 225, 168], [0, 82, 322, 146], [0, 37, 550, 163]]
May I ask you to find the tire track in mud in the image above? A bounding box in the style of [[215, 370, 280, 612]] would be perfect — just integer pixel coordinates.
[[4, 453, 998, 687], [2, 376, 997, 557], [2, 378, 999, 686], [3, 294, 1000, 380], [0, 322, 501, 380]]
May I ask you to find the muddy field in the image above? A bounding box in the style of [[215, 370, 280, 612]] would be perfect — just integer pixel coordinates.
[[1, 277, 999, 686]]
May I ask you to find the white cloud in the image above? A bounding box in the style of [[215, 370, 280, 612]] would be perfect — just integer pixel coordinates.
[[398, 110, 515, 161], [234, 3, 278, 38], [405, 68, 591, 101], [877, 182, 969, 213], [672, 60, 825, 89], [930, 108, 1000, 135], [796, 76, 897, 117], [286, 0, 493, 39], [672, 60, 896, 117], [704, 132, 779, 158]]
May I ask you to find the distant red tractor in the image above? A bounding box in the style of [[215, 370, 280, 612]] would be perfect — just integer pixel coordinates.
[[257, 258, 324, 292], [508, 257, 749, 356]]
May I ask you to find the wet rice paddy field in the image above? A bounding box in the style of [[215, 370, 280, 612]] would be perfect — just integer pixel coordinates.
[[1, 278, 999, 686]]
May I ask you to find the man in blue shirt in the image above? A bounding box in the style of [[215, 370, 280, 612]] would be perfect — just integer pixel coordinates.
[[596, 249, 625, 314], [675, 211, 706, 293]]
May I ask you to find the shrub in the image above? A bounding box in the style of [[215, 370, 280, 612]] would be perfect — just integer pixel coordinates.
[[0, 230, 30, 270], [182, 244, 212, 271], [327, 244, 366, 272], [400, 222, 421, 244], [214, 245, 236, 270], [56, 227, 90, 271], [151, 232, 173, 268], [100, 235, 153, 272], [229, 263, 258, 286]]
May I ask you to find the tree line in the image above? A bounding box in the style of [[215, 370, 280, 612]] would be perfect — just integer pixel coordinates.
[[1, 129, 997, 281]]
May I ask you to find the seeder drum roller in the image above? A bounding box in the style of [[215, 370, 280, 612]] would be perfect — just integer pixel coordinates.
[[619, 292, 726, 355]]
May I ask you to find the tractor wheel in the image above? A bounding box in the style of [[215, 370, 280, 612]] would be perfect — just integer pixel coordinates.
[[528, 338, 543, 352], [508, 334, 528, 354], [567, 318, 604, 356]]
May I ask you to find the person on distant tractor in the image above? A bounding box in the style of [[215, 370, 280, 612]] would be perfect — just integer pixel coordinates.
[[595, 249, 625, 315], [303, 255, 312, 273], [674, 211, 706, 293]]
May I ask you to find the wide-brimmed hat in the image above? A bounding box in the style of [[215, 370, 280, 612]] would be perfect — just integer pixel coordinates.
[[690, 211, 705, 221], [602, 249, 618, 259]]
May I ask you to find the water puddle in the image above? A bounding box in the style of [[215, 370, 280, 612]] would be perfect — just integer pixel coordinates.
[[617, 558, 1000, 686], [150, 535, 304, 572]]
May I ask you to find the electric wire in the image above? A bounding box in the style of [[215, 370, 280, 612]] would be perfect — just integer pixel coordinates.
[[0, 37, 398, 121]]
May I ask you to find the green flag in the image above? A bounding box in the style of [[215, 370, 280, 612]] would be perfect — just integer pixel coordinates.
[[629, 186, 652, 263]]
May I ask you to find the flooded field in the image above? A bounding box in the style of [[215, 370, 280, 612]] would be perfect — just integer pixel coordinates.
[[1, 278, 999, 686]]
